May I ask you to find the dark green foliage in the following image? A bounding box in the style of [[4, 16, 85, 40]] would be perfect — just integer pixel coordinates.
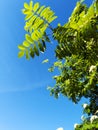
[[48, 0, 98, 115]]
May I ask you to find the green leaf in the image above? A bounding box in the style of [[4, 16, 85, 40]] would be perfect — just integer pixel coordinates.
[[54, 61, 62, 67], [58, 23, 61, 26], [34, 44, 39, 56], [18, 51, 25, 58], [30, 1, 33, 9], [44, 33, 50, 42], [29, 15, 37, 25], [33, 20, 44, 31], [22, 9, 30, 15], [19, 1, 59, 60], [48, 16, 58, 23], [40, 24, 48, 33], [35, 20, 44, 29], [41, 9, 55, 22], [37, 6, 45, 14], [38, 42, 45, 52], [30, 47, 35, 58], [18, 45, 26, 50], [23, 41, 30, 47], [40, 7, 50, 17], [87, 4, 95, 18], [25, 12, 33, 20], [48, 66, 54, 72], [26, 49, 30, 60], [31, 31, 39, 41], [95, 0, 98, 14], [42, 40, 46, 50], [33, 30, 42, 38], [42, 59, 49, 63], [25, 34, 34, 43], [33, 2, 40, 12], [24, 3, 30, 9]]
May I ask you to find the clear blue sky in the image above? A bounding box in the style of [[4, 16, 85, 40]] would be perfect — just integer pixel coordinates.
[[0, 0, 92, 130]]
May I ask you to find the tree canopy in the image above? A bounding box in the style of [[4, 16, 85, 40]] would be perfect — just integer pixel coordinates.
[[18, 0, 98, 129], [50, 0, 98, 115]]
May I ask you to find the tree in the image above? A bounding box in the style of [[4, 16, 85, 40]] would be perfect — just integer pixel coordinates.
[[18, 0, 98, 129]]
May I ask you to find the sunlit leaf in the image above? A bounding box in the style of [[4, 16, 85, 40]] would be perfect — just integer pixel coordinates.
[[37, 6, 45, 14], [22, 9, 30, 15], [23, 41, 30, 47], [18, 51, 25, 58], [18, 45, 26, 50], [25, 34, 34, 43], [31, 32, 39, 41], [48, 16, 58, 23], [42, 59, 49, 63], [33, 2, 40, 12], [40, 7, 50, 17], [48, 66, 54, 72], [24, 3, 30, 9], [30, 47, 35, 58], [30, 1, 33, 9], [25, 12, 33, 20], [19, 0, 58, 59]]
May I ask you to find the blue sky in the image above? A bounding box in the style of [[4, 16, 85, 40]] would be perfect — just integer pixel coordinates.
[[0, 0, 92, 130]]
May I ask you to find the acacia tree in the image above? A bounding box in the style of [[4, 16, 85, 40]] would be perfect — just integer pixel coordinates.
[[18, 0, 98, 129]]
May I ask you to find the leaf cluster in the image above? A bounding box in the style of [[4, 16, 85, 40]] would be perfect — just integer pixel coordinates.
[[75, 118, 98, 130], [18, 1, 57, 59], [48, 0, 98, 114], [18, 0, 98, 115]]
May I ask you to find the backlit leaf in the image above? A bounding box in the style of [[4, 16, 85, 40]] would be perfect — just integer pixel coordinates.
[[23, 41, 30, 47], [18, 45, 26, 50], [30, 1, 33, 9], [24, 3, 30, 9], [37, 6, 45, 14], [25, 34, 34, 43], [26, 49, 30, 59], [25, 12, 33, 20], [31, 32, 39, 41], [42, 59, 49, 63], [18, 51, 25, 58], [22, 9, 30, 15], [33, 2, 40, 12], [48, 16, 58, 23], [19, 0, 57, 58]]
